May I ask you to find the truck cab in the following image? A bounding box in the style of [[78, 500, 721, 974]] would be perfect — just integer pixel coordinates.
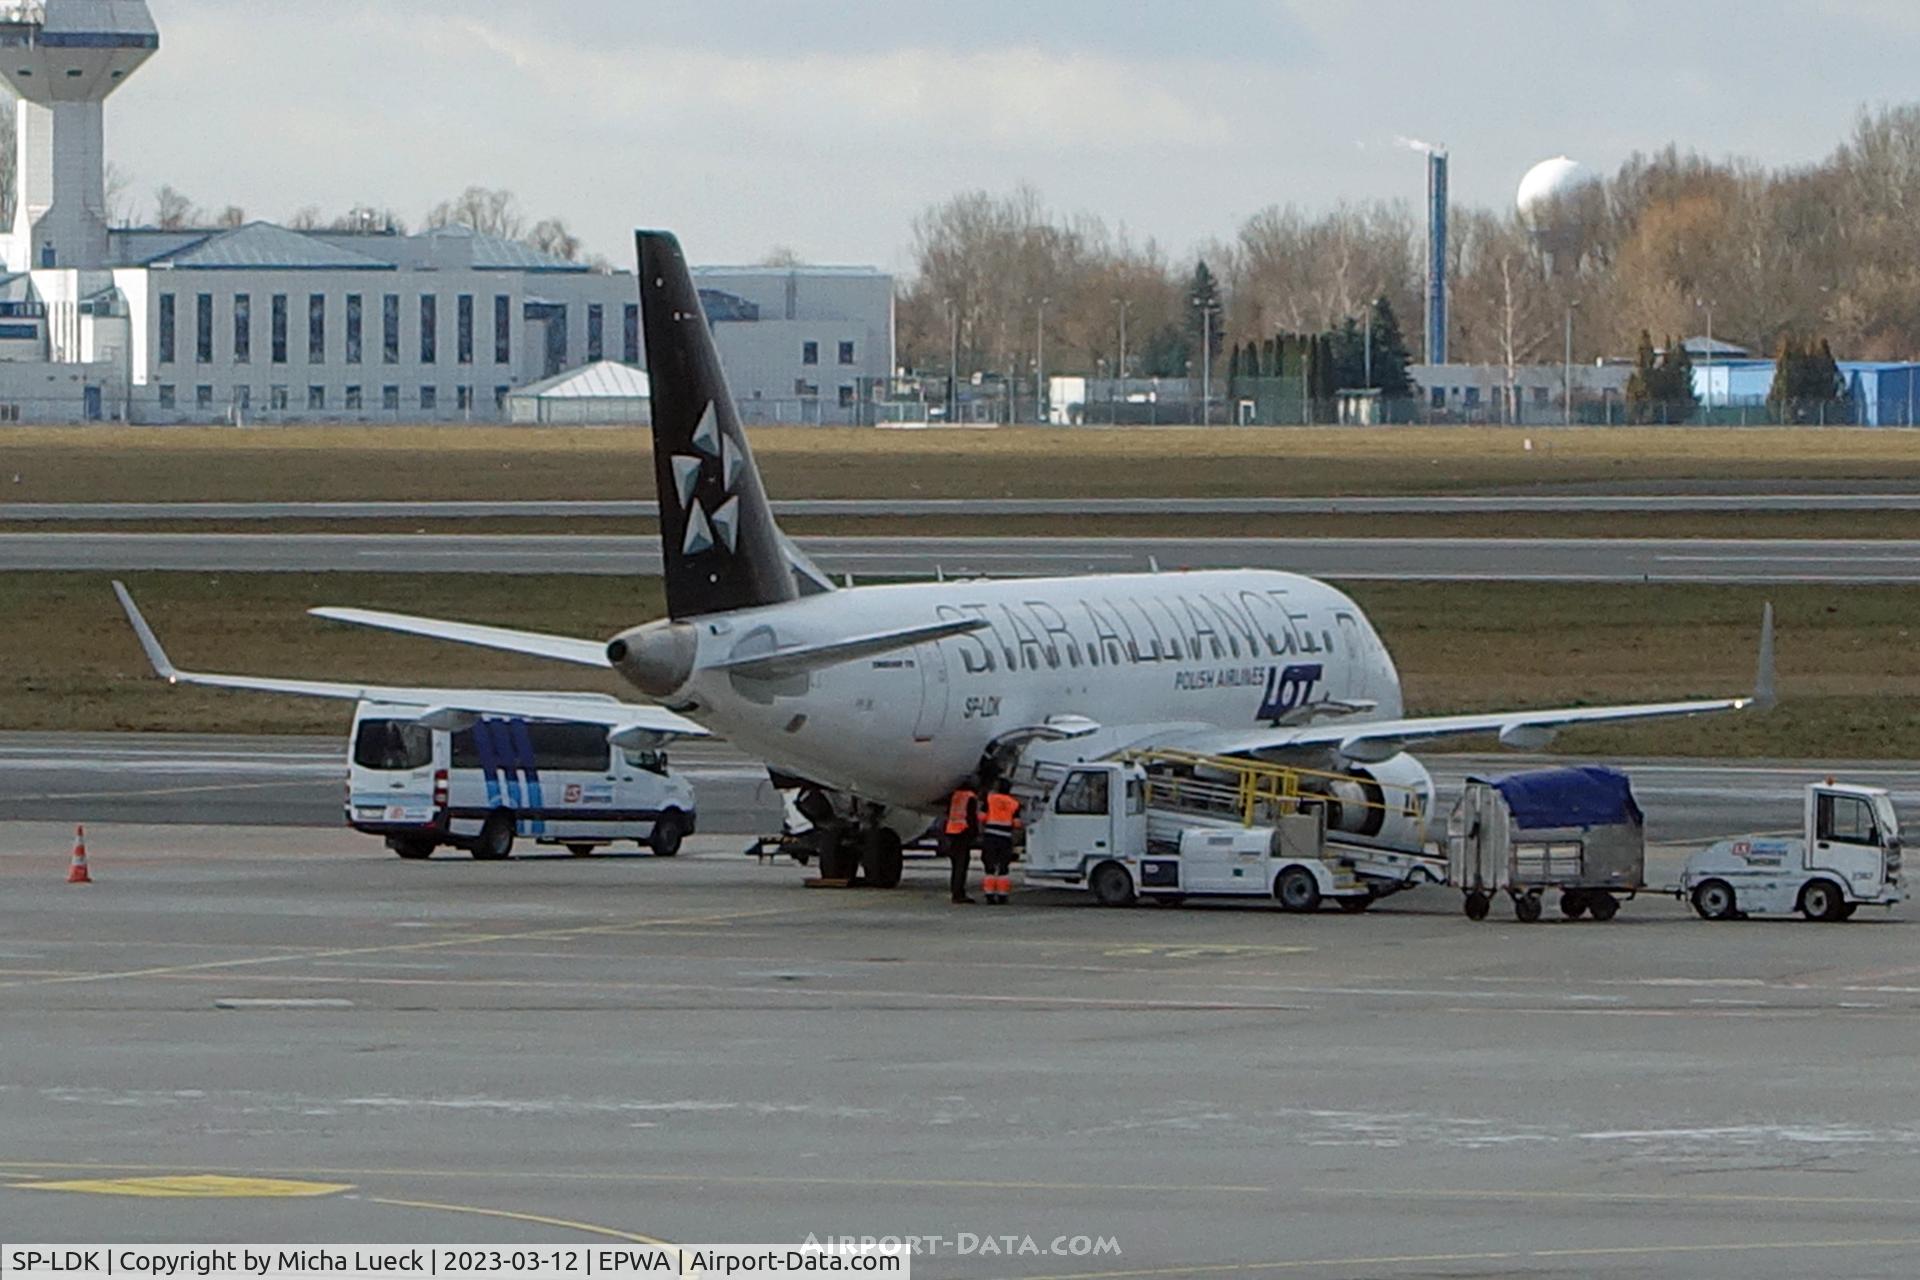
[[1682, 782, 1903, 921]]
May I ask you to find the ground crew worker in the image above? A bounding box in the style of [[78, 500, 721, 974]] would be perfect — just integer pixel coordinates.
[[943, 779, 980, 904], [980, 781, 1023, 905]]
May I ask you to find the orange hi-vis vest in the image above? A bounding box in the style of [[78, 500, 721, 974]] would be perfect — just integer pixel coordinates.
[[983, 792, 1022, 838], [945, 789, 978, 836]]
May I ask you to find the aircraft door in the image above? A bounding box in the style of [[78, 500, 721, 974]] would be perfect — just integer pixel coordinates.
[[913, 642, 950, 742]]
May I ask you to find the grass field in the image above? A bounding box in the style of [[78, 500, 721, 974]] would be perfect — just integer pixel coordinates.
[[8, 424, 1920, 503], [1, 511, 1917, 539], [11, 571, 1913, 758]]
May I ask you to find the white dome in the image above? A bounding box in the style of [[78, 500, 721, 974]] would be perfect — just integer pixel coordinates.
[[1517, 156, 1589, 227]]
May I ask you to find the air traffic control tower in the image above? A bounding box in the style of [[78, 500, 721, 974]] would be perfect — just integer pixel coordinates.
[[0, 0, 156, 273]]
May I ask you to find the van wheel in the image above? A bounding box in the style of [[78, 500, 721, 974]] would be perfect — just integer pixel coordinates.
[[387, 836, 435, 861], [1275, 867, 1322, 913], [1692, 879, 1736, 921], [1089, 861, 1136, 908], [567, 843, 597, 858], [473, 813, 515, 861], [1801, 879, 1847, 922], [650, 812, 686, 858]]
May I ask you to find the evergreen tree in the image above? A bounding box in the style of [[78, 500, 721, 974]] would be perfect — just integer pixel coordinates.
[[1187, 260, 1224, 374], [1766, 336, 1801, 421], [1625, 330, 1659, 424], [1329, 316, 1367, 391], [1367, 296, 1415, 401], [1657, 336, 1698, 422]]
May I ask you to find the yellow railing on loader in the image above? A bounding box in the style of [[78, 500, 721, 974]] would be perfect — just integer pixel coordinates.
[[1121, 748, 1422, 830]]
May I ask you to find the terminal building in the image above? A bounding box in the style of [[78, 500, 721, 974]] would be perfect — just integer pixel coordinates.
[[0, 0, 893, 425]]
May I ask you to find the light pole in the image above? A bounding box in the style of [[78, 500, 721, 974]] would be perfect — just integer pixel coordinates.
[[1563, 300, 1580, 426], [945, 299, 959, 424], [1035, 297, 1049, 425], [1116, 298, 1132, 383], [1696, 298, 1714, 418], [1199, 304, 1218, 426]]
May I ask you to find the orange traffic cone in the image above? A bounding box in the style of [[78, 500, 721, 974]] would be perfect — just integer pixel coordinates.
[[67, 825, 92, 884]]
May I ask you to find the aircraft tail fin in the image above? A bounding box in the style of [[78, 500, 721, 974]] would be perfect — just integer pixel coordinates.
[[637, 230, 800, 620]]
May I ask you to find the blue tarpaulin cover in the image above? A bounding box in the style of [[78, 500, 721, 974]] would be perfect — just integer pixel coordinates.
[[1476, 766, 1644, 831]]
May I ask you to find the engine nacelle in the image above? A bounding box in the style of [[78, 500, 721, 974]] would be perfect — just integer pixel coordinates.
[[1301, 753, 1435, 853]]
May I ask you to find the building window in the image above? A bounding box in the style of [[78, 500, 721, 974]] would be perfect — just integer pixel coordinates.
[[1430, 386, 1445, 409], [383, 294, 400, 365], [495, 295, 511, 364], [158, 384, 175, 409], [270, 385, 289, 411], [587, 304, 604, 363], [495, 385, 511, 409], [623, 304, 639, 363], [802, 341, 818, 365], [457, 294, 474, 365], [196, 385, 214, 410], [457, 385, 473, 413], [195, 294, 213, 364], [794, 379, 818, 397], [271, 294, 288, 365], [1533, 386, 1550, 406], [308, 386, 326, 411], [346, 294, 363, 365], [233, 294, 251, 365], [838, 384, 855, 407], [235, 386, 251, 411], [158, 294, 175, 364], [1463, 386, 1480, 408], [308, 294, 326, 364], [383, 385, 400, 412], [419, 295, 437, 365], [839, 340, 855, 365], [420, 386, 437, 411], [345, 385, 363, 411]]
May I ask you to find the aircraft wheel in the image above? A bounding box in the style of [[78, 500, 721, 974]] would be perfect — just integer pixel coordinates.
[[1587, 892, 1620, 922], [861, 828, 904, 889], [1274, 867, 1322, 913], [473, 813, 515, 861], [1514, 892, 1544, 924], [1463, 891, 1491, 922], [1560, 890, 1589, 920], [1800, 879, 1848, 922], [1089, 861, 1136, 908], [1692, 879, 1737, 921], [650, 812, 687, 858]]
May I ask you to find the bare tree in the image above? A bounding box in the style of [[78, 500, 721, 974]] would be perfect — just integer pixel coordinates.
[[215, 205, 247, 229], [104, 161, 137, 226], [153, 185, 200, 231], [759, 245, 804, 267], [526, 216, 581, 262], [425, 186, 525, 240]]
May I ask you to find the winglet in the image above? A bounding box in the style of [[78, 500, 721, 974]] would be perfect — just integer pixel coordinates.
[[111, 581, 179, 683], [1753, 602, 1777, 711]]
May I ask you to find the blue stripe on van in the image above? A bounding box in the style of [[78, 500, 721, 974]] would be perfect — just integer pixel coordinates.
[[508, 717, 544, 837], [472, 718, 504, 809]]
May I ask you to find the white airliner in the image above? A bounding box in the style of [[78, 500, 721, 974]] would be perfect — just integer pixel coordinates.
[[118, 230, 1774, 887]]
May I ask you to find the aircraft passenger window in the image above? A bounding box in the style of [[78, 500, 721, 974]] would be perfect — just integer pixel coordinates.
[[1056, 771, 1110, 816], [353, 719, 432, 772], [1819, 794, 1877, 845]]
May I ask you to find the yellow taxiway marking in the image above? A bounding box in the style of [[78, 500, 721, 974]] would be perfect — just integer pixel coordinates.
[[1304, 1184, 1920, 1209], [1006, 1236, 1920, 1280], [0, 1159, 1265, 1197], [14, 1174, 352, 1199], [370, 1197, 666, 1244]]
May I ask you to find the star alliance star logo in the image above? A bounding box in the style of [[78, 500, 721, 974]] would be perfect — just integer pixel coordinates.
[[672, 401, 742, 557]]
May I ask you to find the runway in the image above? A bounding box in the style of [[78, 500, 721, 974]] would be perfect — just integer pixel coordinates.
[[5, 731, 1915, 847], [1, 814, 1915, 1273], [7, 492, 1920, 520], [3, 531, 1918, 581]]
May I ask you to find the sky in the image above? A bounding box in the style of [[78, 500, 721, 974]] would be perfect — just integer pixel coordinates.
[[103, 1, 1920, 274]]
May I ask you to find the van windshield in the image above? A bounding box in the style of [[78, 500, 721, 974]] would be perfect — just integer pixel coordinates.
[[353, 719, 433, 772]]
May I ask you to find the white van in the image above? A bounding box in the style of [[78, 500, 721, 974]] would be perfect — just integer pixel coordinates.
[[346, 703, 698, 861]]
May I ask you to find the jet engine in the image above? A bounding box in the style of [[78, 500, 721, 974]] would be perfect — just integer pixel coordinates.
[[1300, 753, 1435, 853]]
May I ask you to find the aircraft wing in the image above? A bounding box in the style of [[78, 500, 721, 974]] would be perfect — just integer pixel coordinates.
[[113, 583, 706, 740], [1157, 605, 1776, 765], [308, 606, 610, 667]]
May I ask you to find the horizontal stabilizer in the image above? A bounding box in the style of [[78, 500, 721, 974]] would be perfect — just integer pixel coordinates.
[[712, 618, 991, 681], [113, 583, 704, 738], [309, 607, 610, 668]]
